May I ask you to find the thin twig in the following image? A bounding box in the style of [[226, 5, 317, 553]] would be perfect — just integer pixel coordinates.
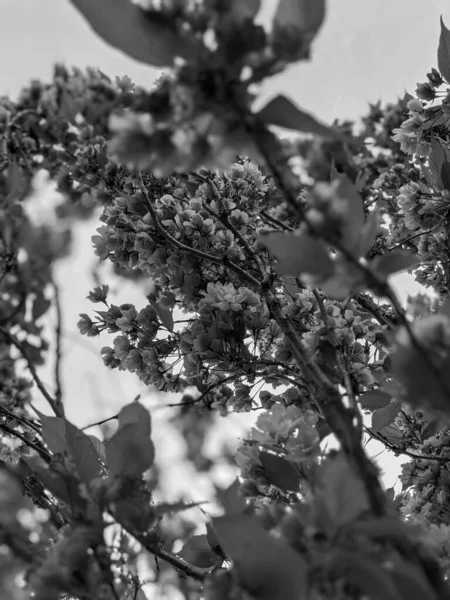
[[81, 414, 118, 431], [52, 281, 64, 414], [0, 327, 62, 417]]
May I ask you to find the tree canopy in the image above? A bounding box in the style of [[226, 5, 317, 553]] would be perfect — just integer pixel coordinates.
[[2, 2, 450, 599]]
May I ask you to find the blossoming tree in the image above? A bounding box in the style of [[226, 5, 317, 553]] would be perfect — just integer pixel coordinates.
[[2, 1, 450, 599]]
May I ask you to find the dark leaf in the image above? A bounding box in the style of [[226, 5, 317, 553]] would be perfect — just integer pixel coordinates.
[[230, 0, 261, 20], [438, 16, 450, 84], [216, 479, 246, 516], [358, 208, 380, 258], [389, 557, 436, 600], [37, 411, 68, 455], [259, 451, 301, 492], [371, 401, 402, 432], [212, 515, 307, 600], [256, 95, 338, 138], [371, 250, 422, 279], [177, 535, 219, 569], [274, 0, 326, 39], [32, 294, 51, 321], [88, 435, 106, 462], [70, 0, 197, 67], [328, 550, 399, 600], [24, 456, 83, 506], [422, 419, 442, 440], [359, 390, 392, 411], [334, 174, 365, 253], [105, 424, 155, 477], [149, 299, 174, 332], [65, 422, 102, 484], [259, 230, 334, 279], [441, 160, 450, 191], [316, 455, 369, 535], [105, 402, 154, 477]]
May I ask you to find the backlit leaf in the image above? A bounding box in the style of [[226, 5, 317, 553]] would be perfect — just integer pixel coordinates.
[[65, 422, 102, 484], [37, 411, 68, 455], [256, 95, 338, 138], [316, 454, 369, 534], [259, 230, 334, 279], [213, 515, 307, 600], [359, 390, 392, 411], [371, 401, 402, 432], [438, 16, 450, 84], [328, 551, 399, 600], [230, 0, 261, 20], [105, 424, 155, 477], [259, 451, 301, 492], [70, 0, 197, 67], [371, 250, 422, 279], [177, 535, 219, 569], [274, 0, 326, 39]]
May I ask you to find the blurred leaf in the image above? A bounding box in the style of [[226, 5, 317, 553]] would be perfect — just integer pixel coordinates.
[[328, 550, 399, 600], [212, 515, 307, 600], [371, 401, 402, 432], [24, 456, 83, 506], [358, 208, 380, 258], [380, 424, 403, 442], [216, 479, 246, 515], [389, 557, 436, 600], [36, 411, 68, 455], [274, 0, 326, 38], [59, 89, 79, 122], [359, 390, 392, 410], [256, 95, 338, 138], [259, 451, 301, 491], [334, 174, 365, 253], [32, 294, 51, 321], [105, 424, 155, 477], [88, 435, 106, 462], [230, 0, 261, 20], [177, 535, 219, 568], [259, 230, 334, 278], [371, 250, 422, 278], [70, 0, 197, 67], [206, 523, 226, 558], [316, 455, 369, 535], [65, 422, 102, 484], [438, 16, 450, 84], [105, 402, 154, 477]]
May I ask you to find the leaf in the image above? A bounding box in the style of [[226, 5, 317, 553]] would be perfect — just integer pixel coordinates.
[[349, 517, 412, 543], [230, 0, 261, 20], [24, 456, 84, 506], [216, 479, 247, 516], [274, 0, 326, 38], [65, 422, 102, 484], [389, 557, 436, 600], [59, 89, 79, 122], [105, 424, 155, 477], [371, 401, 402, 432], [259, 451, 301, 492], [32, 294, 51, 321], [441, 160, 450, 191], [429, 137, 446, 189], [206, 523, 225, 558], [315, 455, 369, 535], [70, 0, 197, 67], [177, 535, 219, 569], [438, 16, 450, 84], [149, 299, 174, 332], [371, 250, 422, 278], [89, 435, 106, 463], [37, 411, 68, 455], [105, 401, 154, 477], [212, 515, 307, 600], [359, 390, 392, 410], [328, 550, 399, 600], [380, 424, 403, 442], [259, 230, 334, 279], [256, 95, 338, 138], [334, 174, 365, 253], [358, 208, 380, 258]]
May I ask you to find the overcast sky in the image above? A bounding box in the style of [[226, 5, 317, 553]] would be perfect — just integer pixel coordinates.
[[1, 0, 446, 490]]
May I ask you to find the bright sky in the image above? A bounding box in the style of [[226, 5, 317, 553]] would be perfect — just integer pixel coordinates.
[[1, 0, 445, 493]]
